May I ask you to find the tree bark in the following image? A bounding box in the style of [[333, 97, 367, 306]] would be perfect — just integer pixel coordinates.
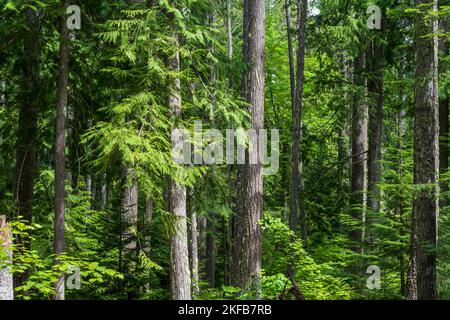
[[439, 0, 449, 207], [407, 0, 440, 300], [289, 0, 308, 242], [53, 0, 70, 301], [189, 191, 199, 296], [13, 7, 42, 289], [166, 4, 191, 299], [367, 32, 384, 246], [350, 49, 368, 253], [232, 0, 265, 296], [206, 212, 216, 288], [0, 216, 13, 300]]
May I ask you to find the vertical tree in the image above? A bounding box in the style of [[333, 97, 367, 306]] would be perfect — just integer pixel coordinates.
[[13, 7, 42, 288], [439, 0, 449, 206], [188, 190, 199, 296], [167, 2, 191, 300], [367, 9, 385, 244], [120, 169, 138, 298], [407, 0, 440, 300], [53, 0, 71, 300], [232, 0, 265, 294], [289, 0, 308, 241], [350, 46, 368, 253], [206, 211, 216, 288]]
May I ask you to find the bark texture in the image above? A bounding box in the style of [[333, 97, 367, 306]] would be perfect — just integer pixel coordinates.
[[289, 0, 308, 241], [53, 0, 70, 301], [407, 0, 440, 300], [439, 0, 449, 206], [167, 8, 191, 298], [232, 0, 265, 295], [350, 50, 368, 253]]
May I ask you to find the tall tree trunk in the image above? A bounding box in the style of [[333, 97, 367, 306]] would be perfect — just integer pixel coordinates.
[[289, 0, 308, 242], [232, 0, 265, 295], [350, 50, 368, 253], [0, 216, 13, 300], [14, 9, 42, 264], [167, 5, 191, 299], [439, 0, 449, 207], [367, 34, 384, 246], [407, 0, 439, 300], [224, 0, 233, 286], [13, 7, 42, 289], [53, 0, 70, 301]]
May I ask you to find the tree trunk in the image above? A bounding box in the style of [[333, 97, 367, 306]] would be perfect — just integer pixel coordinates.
[[121, 170, 138, 253], [224, 0, 233, 287], [407, 0, 439, 300], [289, 0, 308, 242], [206, 212, 216, 288], [439, 0, 449, 207], [0, 216, 13, 300], [189, 191, 199, 296], [367, 34, 384, 246], [350, 50, 368, 253], [53, 0, 70, 301], [166, 5, 191, 299], [232, 0, 265, 296], [13, 7, 42, 289]]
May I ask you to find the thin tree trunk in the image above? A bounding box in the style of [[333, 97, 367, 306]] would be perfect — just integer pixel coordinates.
[[350, 49, 368, 253], [53, 0, 70, 301], [439, 0, 449, 207], [120, 168, 138, 299], [407, 0, 439, 300], [121, 170, 138, 254], [13, 7, 42, 289], [189, 191, 199, 296], [166, 5, 191, 299], [367, 33, 384, 246], [206, 212, 216, 288], [224, 0, 233, 286], [0, 216, 13, 300], [232, 0, 265, 296], [289, 0, 308, 242]]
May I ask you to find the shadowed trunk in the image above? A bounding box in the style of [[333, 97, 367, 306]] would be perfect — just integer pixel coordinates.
[[407, 0, 439, 300], [367, 33, 384, 246], [13, 7, 42, 289], [350, 49, 368, 253]]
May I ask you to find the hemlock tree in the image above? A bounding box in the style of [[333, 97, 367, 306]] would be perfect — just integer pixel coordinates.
[[53, 0, 71, 301], [232, 0, 266, 295], [407, 0, 440, 300], [166, 2, 191, 301]]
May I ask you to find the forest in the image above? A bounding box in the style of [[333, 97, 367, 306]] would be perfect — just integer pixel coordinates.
[[0, 0, 449, 301]]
